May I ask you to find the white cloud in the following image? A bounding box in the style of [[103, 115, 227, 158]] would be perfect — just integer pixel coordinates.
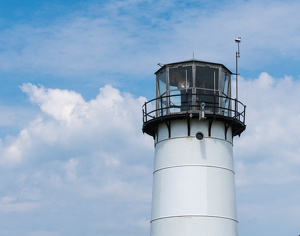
[[1, 0, 300, 77], [0, 84, 153, 236], [233, 72, 300, 235], [0, 75, 299, 235], [21, 84, 88, 123], [235, 72, 300, 186]]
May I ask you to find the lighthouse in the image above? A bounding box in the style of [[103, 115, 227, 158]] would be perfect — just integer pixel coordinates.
[[142, 59, 246, 236]]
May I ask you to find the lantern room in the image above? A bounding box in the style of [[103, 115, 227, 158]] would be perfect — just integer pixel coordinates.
[[155, 59, 232, 116], [142, 59, 246, 138]]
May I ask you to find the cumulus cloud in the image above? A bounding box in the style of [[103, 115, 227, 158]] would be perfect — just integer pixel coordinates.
[[0, 84, 153, 236], [235, 72, 300, 186], [233, 72, 300, 235], [0, 73, 299, 235]]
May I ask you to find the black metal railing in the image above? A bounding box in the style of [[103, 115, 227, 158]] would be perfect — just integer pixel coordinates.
[[142, 93, 246, 125]]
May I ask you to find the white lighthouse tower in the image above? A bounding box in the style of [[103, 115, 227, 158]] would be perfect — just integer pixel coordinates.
[[142, 59, 246, 236]]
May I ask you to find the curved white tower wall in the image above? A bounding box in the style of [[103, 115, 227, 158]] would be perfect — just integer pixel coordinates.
[[150, 119, 237, 236]]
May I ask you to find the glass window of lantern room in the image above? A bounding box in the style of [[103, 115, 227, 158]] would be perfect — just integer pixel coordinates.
[[221, 69, 231, 116], [195, 66, 219, 92], [168, 66, 193, 113], [156, 69, 167, 116], [195, 66, 219, 112], [169, 66, 193, 90], [221, 70, 230, 97], [157, 69, 166, 96]]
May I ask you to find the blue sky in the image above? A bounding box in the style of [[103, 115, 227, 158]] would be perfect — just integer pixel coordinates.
[[0, 0, 300, 236]]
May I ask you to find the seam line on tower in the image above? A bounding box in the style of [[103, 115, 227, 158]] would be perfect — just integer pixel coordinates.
[[150, 215, 238, 223], [153, 164, 235, 175]]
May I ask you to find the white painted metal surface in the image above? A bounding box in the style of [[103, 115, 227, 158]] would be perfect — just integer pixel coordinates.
[[150, 119, 238, 236]]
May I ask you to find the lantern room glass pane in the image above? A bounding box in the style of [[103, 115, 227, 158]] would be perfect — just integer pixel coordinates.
[[221, 71, 230, 116], [169, 66, 193, 90], [157, 96, 167, 116], [222, 96, 230, 116], [221, 72, 230, 97], [169, 90, 181, 113], [169, 90, 193, 113], [172, 89, 193, 112], [196, 66, 219, 91], [196, 89, 219, 113], [157, 70, 166, 96], [180, 89, 193, 111]]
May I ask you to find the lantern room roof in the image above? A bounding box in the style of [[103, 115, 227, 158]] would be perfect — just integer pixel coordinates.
[[155, 59, 233, 75]]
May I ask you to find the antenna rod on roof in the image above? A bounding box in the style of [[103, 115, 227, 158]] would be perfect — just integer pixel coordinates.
[[235, 37, 241, 100], [193, 52, 194, 60]]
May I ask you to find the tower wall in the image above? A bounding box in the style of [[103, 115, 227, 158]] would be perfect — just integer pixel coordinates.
[[150, 119, 238, 236]]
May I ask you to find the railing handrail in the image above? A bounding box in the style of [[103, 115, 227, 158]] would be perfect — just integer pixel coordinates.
[[142, 93, 246, 107], [142, 93, 246, 125]]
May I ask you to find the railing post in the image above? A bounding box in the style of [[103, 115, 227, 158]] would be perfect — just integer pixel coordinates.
[[213, 94, 216, 115], [186, 92, 188, 111], [160, 96, 163, 116], [235, 99, 237, 120], [144, 102, 147, 122], [244, 105, 246, 124]]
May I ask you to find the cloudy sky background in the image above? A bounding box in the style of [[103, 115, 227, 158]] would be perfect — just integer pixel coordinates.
[[0, 0, 300, 235]]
